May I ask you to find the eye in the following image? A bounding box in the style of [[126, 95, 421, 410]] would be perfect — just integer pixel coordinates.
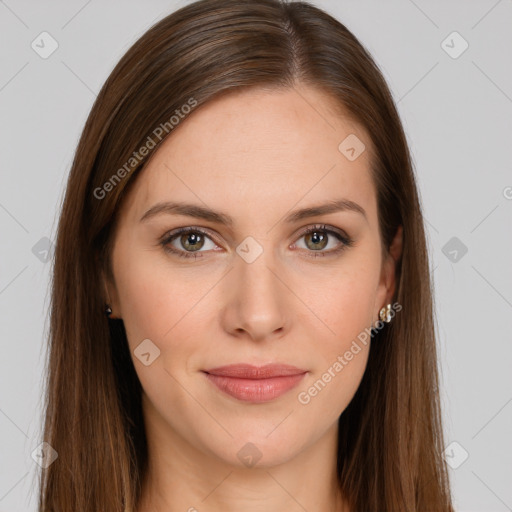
[[160, 227, 219, 259], [291, 224, 354, 258]]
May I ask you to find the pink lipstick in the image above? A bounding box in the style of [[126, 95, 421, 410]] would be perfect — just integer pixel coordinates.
[[203, 363, 307, 403]]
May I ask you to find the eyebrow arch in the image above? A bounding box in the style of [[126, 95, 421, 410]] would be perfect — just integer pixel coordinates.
[[139, 198, 367, 225]]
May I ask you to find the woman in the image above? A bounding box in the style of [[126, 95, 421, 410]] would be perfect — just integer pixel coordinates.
[[38, 0, 454, 510]]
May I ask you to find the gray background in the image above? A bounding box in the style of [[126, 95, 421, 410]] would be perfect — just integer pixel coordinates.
[[1, 0, 511, 510]]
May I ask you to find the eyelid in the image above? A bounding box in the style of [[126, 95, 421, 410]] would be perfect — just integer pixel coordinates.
[[159, 225, 223, 252], [293, 223, 350, 242], [289, 223, 354, 258]]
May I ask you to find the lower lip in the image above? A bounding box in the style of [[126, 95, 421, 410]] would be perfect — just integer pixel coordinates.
[[203, 372, 307, 403]]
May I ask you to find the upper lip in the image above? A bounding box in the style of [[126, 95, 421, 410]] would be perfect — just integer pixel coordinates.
[[203, 363, 307, 379]]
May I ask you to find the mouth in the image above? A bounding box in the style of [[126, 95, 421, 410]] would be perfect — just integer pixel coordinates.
[[202, 363, 308, 403]]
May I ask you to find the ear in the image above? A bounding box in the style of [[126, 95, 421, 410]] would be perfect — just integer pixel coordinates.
[[375, 225, 403, 317], [102, 268, 122, 319]]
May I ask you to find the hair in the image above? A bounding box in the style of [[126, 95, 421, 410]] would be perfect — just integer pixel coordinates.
[[38, 0, 454, 510]]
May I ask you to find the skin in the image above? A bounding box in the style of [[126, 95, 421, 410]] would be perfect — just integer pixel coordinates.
[[104, 84, 403, 512]]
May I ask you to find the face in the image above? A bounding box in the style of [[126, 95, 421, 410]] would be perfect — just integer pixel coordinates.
[[105, 85, 400, 469]]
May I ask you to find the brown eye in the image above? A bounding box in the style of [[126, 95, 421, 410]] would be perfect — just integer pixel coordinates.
[[304, 230, 328, 251], [179, 231, 205, 252], [293, 224, 354, 258], [160, 227, 218, 259]]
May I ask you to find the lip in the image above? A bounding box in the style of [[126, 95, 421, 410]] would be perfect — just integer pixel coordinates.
[[203, 364, 308, 403]]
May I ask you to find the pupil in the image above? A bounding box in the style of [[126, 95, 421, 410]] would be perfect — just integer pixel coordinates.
[[183, 232, 203, 251], [308, 231, 327, 250]]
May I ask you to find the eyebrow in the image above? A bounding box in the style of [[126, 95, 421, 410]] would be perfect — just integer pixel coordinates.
[[139, 198, 367, 225]]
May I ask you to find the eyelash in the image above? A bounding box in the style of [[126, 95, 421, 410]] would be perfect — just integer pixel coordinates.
[[159, 224, 354, 260]]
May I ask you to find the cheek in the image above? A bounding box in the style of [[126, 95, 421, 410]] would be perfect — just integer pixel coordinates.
[[306, 258, 380, 348], [295, 258, 378, 412], [113, 245, 195, 349], [297, 284, 372, 423], [113, 250, 210, 408]]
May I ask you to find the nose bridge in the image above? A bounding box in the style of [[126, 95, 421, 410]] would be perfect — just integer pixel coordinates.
[[237, 242, 278, 296], [223, 237, 287, 340]]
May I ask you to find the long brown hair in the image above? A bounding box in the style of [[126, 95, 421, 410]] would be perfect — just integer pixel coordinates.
[[38, 0, 454, 510]]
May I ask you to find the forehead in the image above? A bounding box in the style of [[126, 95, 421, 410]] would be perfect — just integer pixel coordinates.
[[120, 85, 377, 227]]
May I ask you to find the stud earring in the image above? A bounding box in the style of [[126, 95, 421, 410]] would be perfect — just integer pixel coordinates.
[[379, 303, 392, 323], [105, 304, 113, 316]]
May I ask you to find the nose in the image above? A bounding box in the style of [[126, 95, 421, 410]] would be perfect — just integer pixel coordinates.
[[219, 247, 288, 343]]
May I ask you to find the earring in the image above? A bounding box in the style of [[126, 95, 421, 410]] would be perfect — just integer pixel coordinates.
[[105, 304, 112, 316], [379, 303, 392, 323]]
